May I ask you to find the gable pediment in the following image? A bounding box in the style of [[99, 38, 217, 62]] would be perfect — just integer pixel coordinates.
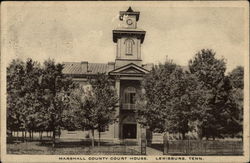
[[120, 67, 143, 74], [109, 63, 149, 76]]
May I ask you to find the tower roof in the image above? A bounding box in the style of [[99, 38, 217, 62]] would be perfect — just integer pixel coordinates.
[[119, 7, 140, 21], [112, 29, 146, 43], [127, 6, 134, 12]]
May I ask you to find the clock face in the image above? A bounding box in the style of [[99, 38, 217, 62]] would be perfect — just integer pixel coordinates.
[[126, 19, 133, 25]]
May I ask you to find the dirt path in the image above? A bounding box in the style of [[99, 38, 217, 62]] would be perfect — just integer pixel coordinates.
[[146, 147, 163, 155]]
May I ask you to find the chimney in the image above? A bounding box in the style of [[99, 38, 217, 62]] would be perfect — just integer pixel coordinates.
[[81, 61, 88, 73], [108, 62, 115, 72], [142, 63, 154, 71]]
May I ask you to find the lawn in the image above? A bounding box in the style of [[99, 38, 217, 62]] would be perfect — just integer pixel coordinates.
[[7, 141, 142, 155]]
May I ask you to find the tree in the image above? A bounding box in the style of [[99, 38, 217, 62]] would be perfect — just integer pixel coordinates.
[[39, 59, 76, 146], [70, 73, 118, 147], [136, 59, 191, 139], [229, 66, 244, 89], [165, 68, 194, 139], [7, 58, 76, 143], [7, 59, 26, 137], [89, 74, 119, 146], [23, 59, 43, 140], [225, 66, 244, 137], [7, 59, 42, 141], [70, 86, 97, 147], [188, 49, 229, 139]]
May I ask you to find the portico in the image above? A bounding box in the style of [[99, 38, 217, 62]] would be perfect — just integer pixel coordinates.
[[109, 63, 149, 142]]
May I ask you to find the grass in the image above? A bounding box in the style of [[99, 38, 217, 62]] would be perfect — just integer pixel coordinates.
[[7, 140, 142, 155]]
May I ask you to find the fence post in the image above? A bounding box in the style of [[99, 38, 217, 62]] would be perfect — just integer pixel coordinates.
[[200, 139, 203, 155], [163, 133, 169, 155], [141, 133, 146, 155], [232, 141, 235, 153], [204, 140, 207, 154]]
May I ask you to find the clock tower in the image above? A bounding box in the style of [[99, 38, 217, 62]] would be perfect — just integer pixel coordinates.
[[113, 7, 146, 68]]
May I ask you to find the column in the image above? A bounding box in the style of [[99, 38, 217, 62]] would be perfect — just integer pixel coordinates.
[[137, 123, 141, 146], [114, 78, 120, 141], [137, 39, 141, 60]]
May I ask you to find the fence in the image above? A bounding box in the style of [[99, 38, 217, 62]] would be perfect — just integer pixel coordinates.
[[80, 145, 142, 155], [163, 140, 243, 155]]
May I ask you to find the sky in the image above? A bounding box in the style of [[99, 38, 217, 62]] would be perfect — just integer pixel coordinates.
[[1, 1, 248, 72]]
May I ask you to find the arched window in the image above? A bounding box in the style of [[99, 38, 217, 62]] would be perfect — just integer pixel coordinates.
[[124, 87, 136, 104], [124, 39, 134, 55]]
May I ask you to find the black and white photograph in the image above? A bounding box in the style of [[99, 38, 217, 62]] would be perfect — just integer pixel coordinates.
[[1, 1, 249, 162]]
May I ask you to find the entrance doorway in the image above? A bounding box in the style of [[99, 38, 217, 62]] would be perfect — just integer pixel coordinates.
[[123, 124, 137, 139]]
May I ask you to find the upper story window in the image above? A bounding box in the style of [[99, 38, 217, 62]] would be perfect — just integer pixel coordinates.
[[124, 86, 136, 104], [124, 38, 134, 55]]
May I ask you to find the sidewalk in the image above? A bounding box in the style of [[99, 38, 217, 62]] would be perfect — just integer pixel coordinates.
[[146, 146, 163, 155]]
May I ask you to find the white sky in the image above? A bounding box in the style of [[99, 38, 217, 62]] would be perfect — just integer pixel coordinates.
[[1, 1, 248, 72]]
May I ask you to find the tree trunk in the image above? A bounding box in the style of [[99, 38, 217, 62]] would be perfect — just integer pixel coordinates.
[[22, 131, 24, 142], [91, 129, 95, 147], [98, 130, 101, 147], [58, 131, 60, 139], [52, 130, 56, 148], [47, 131, 48, 137], [146, 129, 152, 147], [212, 135, 215, 140], [29, 131, 32, 141], [41, 131, 43, 140], [197, 125, 203, 140], [24, 131, 27, 142], [31, 131, 34, 140], [39, 132, 42, 141], [51, 97, 57, 148], [182, 132, 186, 140]]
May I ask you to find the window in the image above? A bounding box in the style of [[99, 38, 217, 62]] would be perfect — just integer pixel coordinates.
[[124, 87, 136, 104], [124, 39, 134, 55]]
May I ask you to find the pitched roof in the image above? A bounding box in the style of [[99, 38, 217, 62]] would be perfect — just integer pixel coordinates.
[[62, 62, 108, 75], [88, 63, 108, 74], [62, 62, 189, 75]]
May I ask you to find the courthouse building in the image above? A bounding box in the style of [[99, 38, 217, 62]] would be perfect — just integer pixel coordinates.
[[62, 7, 153, 143]]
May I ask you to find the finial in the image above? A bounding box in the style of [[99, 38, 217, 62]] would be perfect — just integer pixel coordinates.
[[127, 6, 134, 12]]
